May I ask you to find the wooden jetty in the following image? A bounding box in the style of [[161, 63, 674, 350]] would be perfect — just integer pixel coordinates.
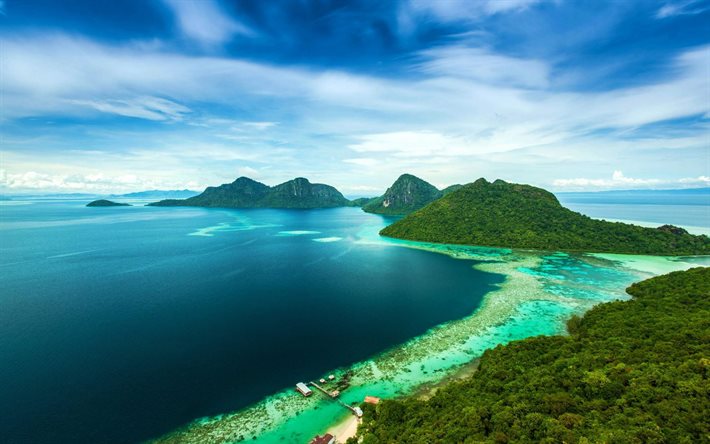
[[308, 381, 362, 417]]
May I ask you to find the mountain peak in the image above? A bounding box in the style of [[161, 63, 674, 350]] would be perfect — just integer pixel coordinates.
[[149, 176, 349, 209], [363, 173, 442, 216]]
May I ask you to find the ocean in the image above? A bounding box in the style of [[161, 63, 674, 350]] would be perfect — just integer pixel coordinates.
[[1, 196, 708, 443], [556, 189, 710, 235], [0, 201, 501, 443]]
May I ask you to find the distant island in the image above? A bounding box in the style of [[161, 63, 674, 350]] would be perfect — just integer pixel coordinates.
[[148, 177, 352, 209], [350, 267, 710, 443], [381, 178, 710, 255], [86, 199, 131, 207], [363, 173, 461, 215]]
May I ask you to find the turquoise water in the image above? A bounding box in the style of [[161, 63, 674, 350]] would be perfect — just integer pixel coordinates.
[[2, 199, 708, 444], [156, 227, 710, 443]]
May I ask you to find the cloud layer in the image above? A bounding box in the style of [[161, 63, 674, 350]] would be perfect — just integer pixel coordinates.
[[0, 0, 708, 194]]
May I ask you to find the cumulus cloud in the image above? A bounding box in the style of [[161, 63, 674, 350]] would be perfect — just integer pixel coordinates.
[[0, 169, 209, 193], [553, 171, 710, 190], [1, 170, 136, 191]]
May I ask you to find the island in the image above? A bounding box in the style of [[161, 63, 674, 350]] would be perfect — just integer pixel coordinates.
[[148, 177, 352, 209], [350, 266, 710, 443], [380, 178, 710, 255], [86, 199, 131, 207], [362, 173, 461, 216]]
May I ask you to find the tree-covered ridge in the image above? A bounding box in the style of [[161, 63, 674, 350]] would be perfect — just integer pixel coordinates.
[[350, 267, 710, 444], [86, 199, 130, 207], [363, 174, 459, 216], [148, 177, 351, 209], [351, 197, 375, 207], [380, 178, 710, 255]]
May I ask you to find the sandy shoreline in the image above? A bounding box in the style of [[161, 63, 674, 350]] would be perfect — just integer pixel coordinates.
[[326, 414, 360, 442]]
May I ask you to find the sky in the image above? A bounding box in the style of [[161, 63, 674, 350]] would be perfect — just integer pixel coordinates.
[[1, 0, 709, 195]]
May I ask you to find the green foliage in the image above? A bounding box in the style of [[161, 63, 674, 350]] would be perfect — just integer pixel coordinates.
[[441, 184, 464, 195], [148, 177, 351, 209], [381, 178, 710, 255], [363, 174, 444, 215], [86, 199, 130, 207], [354, 267, 710, 443], [351, 197, 375, 207]]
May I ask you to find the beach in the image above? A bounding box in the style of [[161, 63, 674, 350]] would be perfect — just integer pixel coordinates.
[[326, 414, 360, 442]]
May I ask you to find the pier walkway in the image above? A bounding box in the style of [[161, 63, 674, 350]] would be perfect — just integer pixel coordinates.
[[308, 381, 361, 416]]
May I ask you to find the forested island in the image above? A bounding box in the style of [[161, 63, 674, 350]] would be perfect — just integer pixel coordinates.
[[149, 177, 351, 209], [381, 178, 710, 255], [86, 199, 131, 207], [349, 267, 710, 443], [363, 173, 461, 215]]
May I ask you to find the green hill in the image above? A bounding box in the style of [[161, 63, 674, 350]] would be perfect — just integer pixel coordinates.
[[148, 177, 351, 209], [363, 174, 444, 216], [86, 199, 131, 207], [350, 267, 710, 444], [380, 178, 710, 255], [350, 197, 375, 207], [441, 184, 463, 195]]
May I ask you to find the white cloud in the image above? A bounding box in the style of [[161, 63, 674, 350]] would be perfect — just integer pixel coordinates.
[[656, 0, 710, 18], [1, 170, 148, 192], [2, 33, 709, 193], [415, 46, 550, 88], [349, 131, 471, 157], [243, 121, 278, 130], [235, 166, 259, 177], [70, 96, 190, 121], [162, 0, 254, 45], [553, 171, 710, 190]]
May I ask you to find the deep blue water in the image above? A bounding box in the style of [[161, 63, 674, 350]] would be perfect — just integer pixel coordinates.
[[0, 201, 502, 443]]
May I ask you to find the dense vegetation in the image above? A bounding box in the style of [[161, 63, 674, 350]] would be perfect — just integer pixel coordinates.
[[349, 267, 710, 443], [148, 177, 351, 209], [363, 174, 460, 215], [381, 178, 710, 255], [86, 199, 130, 207], [351, 197, 375, 207]]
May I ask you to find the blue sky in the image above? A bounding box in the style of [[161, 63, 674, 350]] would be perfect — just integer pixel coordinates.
[[1, 0, 709, 195]]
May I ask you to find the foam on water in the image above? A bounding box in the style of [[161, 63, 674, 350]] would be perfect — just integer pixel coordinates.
[[312, 237, 343, 243], [189, 219, 280, 237], [276, 230, 321, 236]]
